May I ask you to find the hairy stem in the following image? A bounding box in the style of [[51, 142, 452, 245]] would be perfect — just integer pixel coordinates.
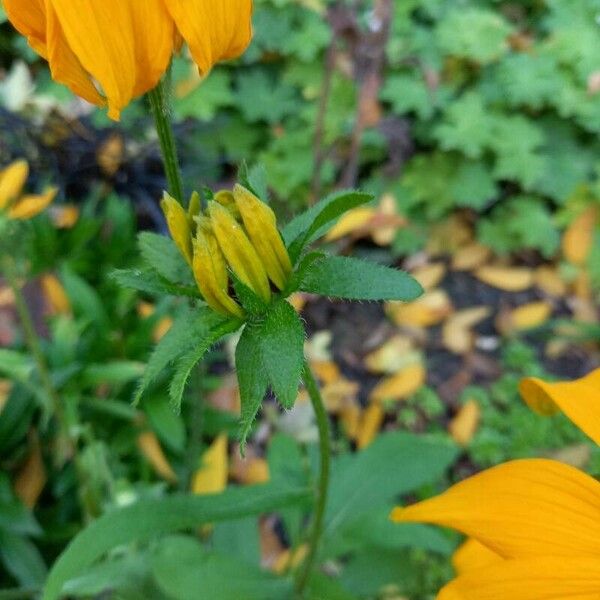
[[295, 360, 331, 596], [148, 77, 185, 202]]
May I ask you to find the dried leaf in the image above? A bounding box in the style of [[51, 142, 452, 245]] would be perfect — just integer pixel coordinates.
[[534, 266, 567, 298], [357, 404, 385, 449], [448, 399, 480, 447], [41, 274, 71, 316], [385, 290, 453, 327], [451, 242, 491, 271], [475, 265, 534, 292], [364, 335, 415, 374], [137, 431, 178, 483], [339, 402, 361, 440], [562, 207, 597, 265], [230, 453, 270, 485], [13, 433, 46, 508], [546, 443, 591, 469], [192, 434, 228, 495], [311, 360, 341, 385], [443, 306, 492, 354], [497, 301, 552, 334], [325, 207, 377, 241], [369, 363, 426, 403], [412, 263, 446, 291], [322, 377, 360, 413]]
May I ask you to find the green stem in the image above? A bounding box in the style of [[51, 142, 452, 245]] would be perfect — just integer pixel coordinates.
[[295, 360, 331, 597], [148, 77, 185, 202]]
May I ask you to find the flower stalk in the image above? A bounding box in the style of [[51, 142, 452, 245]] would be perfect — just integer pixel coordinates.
[[295, 360, 331, 597]]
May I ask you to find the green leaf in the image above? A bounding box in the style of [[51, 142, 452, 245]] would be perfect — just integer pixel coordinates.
[[300, 256, 423, 302], [151, 536, 290, 600], [138, 232, 194, 286], [168, 317, 241, 412], [307, 573, 360, 600], [323, 432, 458, 543], [0, 350, 33, 382], [144, 395, 186, 453], [259, 300, 305, 409], [236, 322, 270, 450], [60, 266, 109, 329], [111, 268, 199, 298], [172, 69, 234, 121], [283, 191, 374, 261], [0, 529, 47, 587], [43, 485, 310, 600], [80, 361, 144, 387]]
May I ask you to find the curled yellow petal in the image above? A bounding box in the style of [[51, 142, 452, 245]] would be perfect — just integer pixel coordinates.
[[9, 187, 57, 220], [391, 458, 600, 559], [193, 228, 243, 318], [0, 160, 29, 210], [439, 557, 600, 600], [208, 201, 271, 303], [234, 184, 292, 290], [163, 0, 253, 76], [161, 192, 193, 265], [452, 539, 503, 575], [519, 368, 600, 446]]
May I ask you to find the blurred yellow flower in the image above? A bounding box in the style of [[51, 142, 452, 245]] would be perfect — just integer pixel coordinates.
[[162, 185, 292, 318], [391, 368, 600, 599], [4, 0, 253, 120], [0, 160, 57, 220]]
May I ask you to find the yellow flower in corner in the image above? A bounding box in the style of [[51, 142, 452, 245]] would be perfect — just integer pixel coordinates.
[[0, 160, 57, 220], [4, 0, 253, 120], [391, 367, 600, 599]]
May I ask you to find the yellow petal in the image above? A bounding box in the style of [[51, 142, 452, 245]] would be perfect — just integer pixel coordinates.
[[562, 206, 597, 265], [356, 404, 384, 449], [475, 266, 534, 292], [391, 458, 600, 559], [452, 539, 503, 575], [13, 434, 46, 509], [161, 192, 193, 265], [233, 185, 292, 290], [369, 363, 426, 403], [519, 368, 600, 445], [193, 228, 243, 318], [192, 433, 228, 495], [49, 0, 173, 119], [0, 160, 28, 210], [9, 187, 57, 220], [208, 201, 271, 303], [163, 0, 253, 76], [137, 431, 178, 483], [44, 1, 105, 107], [4, 0, 48, 58], [439, 557, 600, 600], [448, 399, 480, 447], [41, 274, 71, 315]]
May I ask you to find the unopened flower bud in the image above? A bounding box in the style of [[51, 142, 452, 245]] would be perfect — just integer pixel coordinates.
[[161, 192, 193, 266]]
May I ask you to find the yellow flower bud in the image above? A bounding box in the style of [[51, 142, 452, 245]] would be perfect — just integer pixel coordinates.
[[188, 190, 202, 221], [193, 228, 243, 318], [214, 189, 240, 219], [161, 192, 193, 266], [233, 184, 292, 290], [208, 201, 271, 303]]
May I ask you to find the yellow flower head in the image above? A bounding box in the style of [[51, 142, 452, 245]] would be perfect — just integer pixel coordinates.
[[391, 367, 600, 600], [0, 160, 57, 221], [161, 185, 293, 318], [4, 0, 253, 120]]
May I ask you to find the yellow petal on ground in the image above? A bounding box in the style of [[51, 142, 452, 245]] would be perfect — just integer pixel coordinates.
[[13, 434, 46, 509], [96, 133, 124, 177], [0, 159, 28, 209], [364, 335, 415, 374], [50, 204, 79, 228], [372, 193, 404, 246], [534, 265, 567, 297], [452, 538, 503, 575], [310, 360, 341, 385], [209, 201, 271, 303], [370, 363, 426, 403], [357, 403, 385, 449], [339, 402, 361, 441], [443, 306, 491, 355], [451, 243, 490, 271], [137, 431, 177, 483], [448, 400, 480, 447], [230, 454, 270, 486], [322, 377, 360, 414], [439, 557, 600, 600], [161, 192, 193, 265], [9, 187, 57, 220], [192, 434, 228, 495], [233, 185, 292, 290], [385, 290, 453, 328], [41, 274, 71, 316], [497, 301, 552, 335], [49, 0, 173, 119], [44, 2, 105, 107], [475, 266, 533, 292], [163, 0, 253, 76], [325, 207, 377, 241], [519, 368, 600, 445], [562, 206, 597, 265], [391, 458, 600, 558], [412, 263, 446, 291]]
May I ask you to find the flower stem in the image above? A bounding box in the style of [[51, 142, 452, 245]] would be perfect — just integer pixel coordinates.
[[148, 76, 185, 202], [295, 360, 331, 597]]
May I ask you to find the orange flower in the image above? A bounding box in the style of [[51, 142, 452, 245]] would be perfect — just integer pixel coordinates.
[[0, 160, 57, 220], [391, 368, 600, 599], [4, 0, 253, 120]]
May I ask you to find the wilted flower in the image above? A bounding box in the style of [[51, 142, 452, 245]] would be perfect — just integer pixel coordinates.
[[162, 184, 293, 317], [0, 160, 57, 221], [391, 368, 600, 600], [4, 0, 253, 120]]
